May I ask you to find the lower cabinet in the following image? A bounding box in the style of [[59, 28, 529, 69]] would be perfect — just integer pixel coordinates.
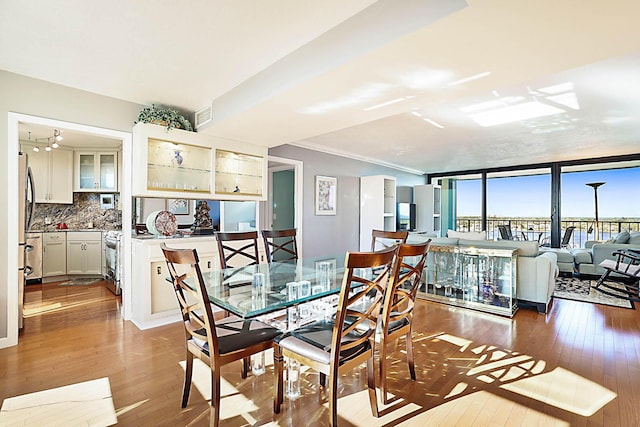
[[43, 232, 67, 277], [66, 231, 103, 275], [131, 236, 221, 330]]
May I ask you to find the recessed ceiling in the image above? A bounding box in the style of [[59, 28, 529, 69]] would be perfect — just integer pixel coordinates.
[[3, 0, 640, 174]]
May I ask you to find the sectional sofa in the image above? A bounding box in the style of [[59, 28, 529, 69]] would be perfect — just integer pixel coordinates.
[[571, 230, 640, 276], [408, 234, 558, 313]]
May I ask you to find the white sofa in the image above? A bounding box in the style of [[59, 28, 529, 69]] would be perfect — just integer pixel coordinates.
[[408, 234, 558, 313], [571, 231, 640, 276]]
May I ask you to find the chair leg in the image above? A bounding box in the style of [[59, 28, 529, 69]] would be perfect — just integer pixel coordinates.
[[379, 339, 388, 404], [242, 356, 250, 379], [367, 355, 380, 418], [406, 331, 416, 381], [182, 352, 193, 408], [273, 346, 284, 414], [210, 369, 221, 427], [319, 372, 327, 387], [329, 372, 339, 427]]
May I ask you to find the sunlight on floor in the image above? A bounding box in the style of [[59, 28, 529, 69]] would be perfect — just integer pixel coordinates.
[[0, 377, 117, 426], [501, 367, 617, 417]]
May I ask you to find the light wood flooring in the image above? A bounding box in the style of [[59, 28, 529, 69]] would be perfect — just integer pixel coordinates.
[[2, 281, 640, 426]]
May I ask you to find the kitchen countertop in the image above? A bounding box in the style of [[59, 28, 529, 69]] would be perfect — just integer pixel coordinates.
[[30, 228, 120, 233]]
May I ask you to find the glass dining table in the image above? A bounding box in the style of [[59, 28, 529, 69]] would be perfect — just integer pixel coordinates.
[[189, 255, 347, 320]]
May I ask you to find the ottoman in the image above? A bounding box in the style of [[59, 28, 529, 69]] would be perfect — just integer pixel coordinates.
[[539, 247, 575, 275]]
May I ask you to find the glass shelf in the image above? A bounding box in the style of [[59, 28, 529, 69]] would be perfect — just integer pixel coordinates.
[[147, 138, 211, 193], [420, 245, 518, 317]]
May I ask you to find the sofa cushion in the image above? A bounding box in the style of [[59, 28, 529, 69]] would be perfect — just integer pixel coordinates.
[[628, 232, 640, 245], [458, 239, 539, 257], [571, 248, 593, 264], [447, 229, 486, 240], [614, 230, 630, 243]]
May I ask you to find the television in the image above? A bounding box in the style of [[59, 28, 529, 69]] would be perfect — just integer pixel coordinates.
[[396, 202, 416, 231]]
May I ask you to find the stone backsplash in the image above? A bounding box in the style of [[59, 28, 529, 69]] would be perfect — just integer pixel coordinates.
[[31, 193, 122, 231]]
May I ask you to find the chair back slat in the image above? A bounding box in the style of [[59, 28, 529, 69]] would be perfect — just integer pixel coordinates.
[[162, 243, 220, 358], [331, 246, 397, 360], [382, 241, 431, 336], [261, 229, 298, 263], [371, 229, 408, 251], [215, 231, 260, 268]]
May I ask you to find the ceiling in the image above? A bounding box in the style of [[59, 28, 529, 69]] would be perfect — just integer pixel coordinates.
[[3, 0, 640, 174]]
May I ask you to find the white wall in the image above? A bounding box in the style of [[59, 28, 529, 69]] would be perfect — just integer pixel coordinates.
[[0, 70, 143, 347], [268, 144, 425, 257]]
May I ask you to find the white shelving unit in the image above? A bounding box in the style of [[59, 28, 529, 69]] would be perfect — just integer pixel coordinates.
[[359, 175, 396, 251], [414, 184, 441, 236]]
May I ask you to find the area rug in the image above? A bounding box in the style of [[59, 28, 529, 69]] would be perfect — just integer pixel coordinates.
[[554, 277, 634, 309], [59, 278, 103, 286]]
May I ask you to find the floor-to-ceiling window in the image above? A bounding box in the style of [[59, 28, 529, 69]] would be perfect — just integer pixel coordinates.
[[561, 161, 640, 248]]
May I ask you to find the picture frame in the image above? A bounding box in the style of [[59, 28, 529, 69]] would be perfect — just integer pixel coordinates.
[[166, 198, 190, 215], [315, 175, 337, 215]]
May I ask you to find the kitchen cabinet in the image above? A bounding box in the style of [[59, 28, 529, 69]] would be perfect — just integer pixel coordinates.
[[74, 151, 118, 192], [359, 175, 397, 250], [132, 123, 267, 200], [43, 232, 67, 277], [26, 145, 73, 204], [66, 231, 103, 275]]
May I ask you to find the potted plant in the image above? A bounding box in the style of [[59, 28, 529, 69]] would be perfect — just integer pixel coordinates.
[[135, 104, 194, 131]]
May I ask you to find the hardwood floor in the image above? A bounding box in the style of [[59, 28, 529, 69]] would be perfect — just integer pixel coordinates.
[[2, 282, 640, 426]]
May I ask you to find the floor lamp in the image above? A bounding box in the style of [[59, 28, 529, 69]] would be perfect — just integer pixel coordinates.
[[586, 182, 605, 241]]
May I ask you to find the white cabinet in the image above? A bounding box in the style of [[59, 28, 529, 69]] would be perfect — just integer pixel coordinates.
[[132, 123, 267, 201], [43, 232, 67, 277], [74, 151, 118, 192], [414, 184, 441, 236], [359, 175, 397, 251], [66, 231, 103, 275], [27, 146, 73, 204]]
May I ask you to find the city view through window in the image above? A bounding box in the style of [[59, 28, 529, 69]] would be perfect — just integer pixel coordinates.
[[452, 164, 640, 248]]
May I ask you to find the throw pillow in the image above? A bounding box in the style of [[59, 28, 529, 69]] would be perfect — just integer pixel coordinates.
[[628, 232, 640, 245], [614, 230, 630, 244]]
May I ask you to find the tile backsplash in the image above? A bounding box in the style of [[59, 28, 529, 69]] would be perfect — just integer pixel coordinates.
[[31, 193, 122, 231]]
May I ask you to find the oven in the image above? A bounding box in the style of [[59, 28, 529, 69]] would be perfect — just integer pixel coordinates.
[[104, 231, 122, 295]]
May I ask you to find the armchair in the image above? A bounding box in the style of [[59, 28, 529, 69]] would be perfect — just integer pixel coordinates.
[[593, 249, 640, 302]]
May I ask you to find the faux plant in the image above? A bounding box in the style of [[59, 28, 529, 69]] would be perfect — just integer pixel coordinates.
[[135, 104, 194, 131]]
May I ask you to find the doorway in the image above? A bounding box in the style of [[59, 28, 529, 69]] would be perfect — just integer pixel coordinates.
[[262, 156, 303, 256], [5, 113, 132, 348]]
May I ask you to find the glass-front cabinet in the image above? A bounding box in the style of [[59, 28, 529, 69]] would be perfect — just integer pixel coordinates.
[[132, 123, 267, 200], [75, 152, 118, 192], [215, 149, 263, 197], [420, 245, 518, 317], [147, 138, 211, 193]]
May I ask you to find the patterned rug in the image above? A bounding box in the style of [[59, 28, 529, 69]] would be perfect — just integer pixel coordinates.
[[554, 276, 635, 309]]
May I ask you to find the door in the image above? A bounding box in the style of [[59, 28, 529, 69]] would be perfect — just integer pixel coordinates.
[[272, 169, 295, 230]]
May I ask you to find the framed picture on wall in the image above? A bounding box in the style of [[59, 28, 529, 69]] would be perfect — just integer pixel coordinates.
[[315, 175, 337, 215], [166, 198, 190, 215]]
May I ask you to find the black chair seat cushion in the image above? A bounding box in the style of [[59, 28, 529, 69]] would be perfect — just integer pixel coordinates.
[[276, 320, 371, 366], [387, 317, 409, 333], [192, 316, 280, 355]]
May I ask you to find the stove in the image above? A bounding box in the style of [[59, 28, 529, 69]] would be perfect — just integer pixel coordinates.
[[104, 231, 122, 295]]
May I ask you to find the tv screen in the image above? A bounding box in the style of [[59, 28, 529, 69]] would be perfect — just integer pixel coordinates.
[[397, 203, 416, 231]]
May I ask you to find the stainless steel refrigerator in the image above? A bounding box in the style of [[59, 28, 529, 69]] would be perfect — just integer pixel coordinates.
[[18, 152, 35, 330]]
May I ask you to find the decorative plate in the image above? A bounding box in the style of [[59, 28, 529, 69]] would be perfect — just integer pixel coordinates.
[[145, 211, 160, 235], [155, 210, 178, 236]]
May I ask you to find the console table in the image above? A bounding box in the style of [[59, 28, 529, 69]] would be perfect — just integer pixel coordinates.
[[419, 245, 518, 317]]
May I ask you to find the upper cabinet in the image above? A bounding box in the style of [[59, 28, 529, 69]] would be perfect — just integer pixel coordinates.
[[24, 145, 73, 204], [75, 151, 118, 192], [132, 123, 267, 200]]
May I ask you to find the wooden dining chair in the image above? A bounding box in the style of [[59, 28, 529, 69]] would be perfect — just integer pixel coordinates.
[[378, 240, 431, 403], [371, 229, 408, 251], [161, 243, 280, 427], [215, 231, 260, 268], [261, 228, 298, 263], [273, 246, 398, 426]]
